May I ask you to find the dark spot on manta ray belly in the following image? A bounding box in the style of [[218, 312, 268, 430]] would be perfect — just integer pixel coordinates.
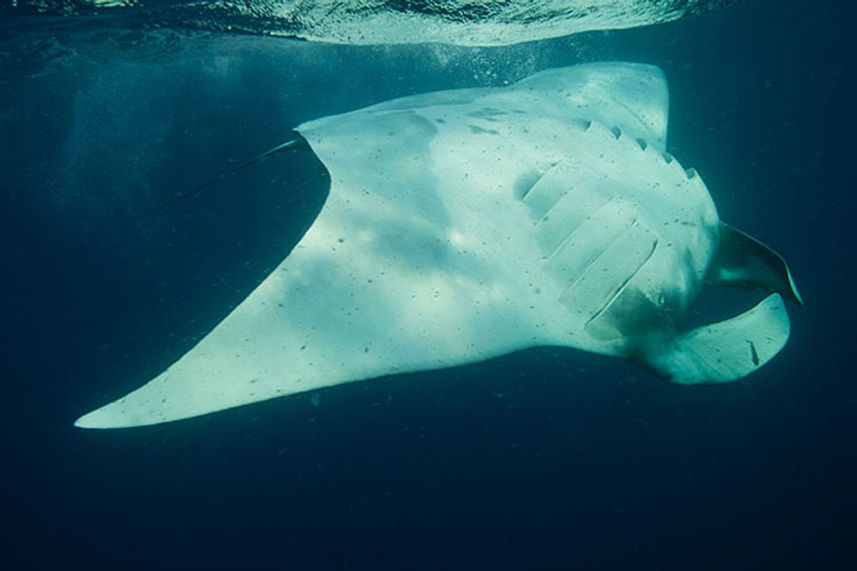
[[749, 341, 759, 366]]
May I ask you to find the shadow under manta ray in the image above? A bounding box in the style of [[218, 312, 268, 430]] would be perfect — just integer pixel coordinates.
[[76, 62, 801, 429]]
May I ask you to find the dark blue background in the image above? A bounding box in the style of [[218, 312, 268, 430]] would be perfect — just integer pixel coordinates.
[[1, 1, 853, 569]]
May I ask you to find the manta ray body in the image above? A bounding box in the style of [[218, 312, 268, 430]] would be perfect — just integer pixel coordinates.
[[76, 62, 800, 429]]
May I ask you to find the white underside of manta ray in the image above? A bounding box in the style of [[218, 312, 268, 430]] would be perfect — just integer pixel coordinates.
[[76, 62, 801, 429]]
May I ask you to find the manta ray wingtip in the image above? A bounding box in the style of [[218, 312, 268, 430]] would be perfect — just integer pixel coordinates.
[[73, 409, 108, 429], [74, 406, 130, 430], [73, 415, 99, 429], [74, 396, 160, 429]]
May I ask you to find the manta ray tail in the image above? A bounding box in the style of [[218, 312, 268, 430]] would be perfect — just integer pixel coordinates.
[[167, 135, 308, 204], [647, 223, 801, 384]]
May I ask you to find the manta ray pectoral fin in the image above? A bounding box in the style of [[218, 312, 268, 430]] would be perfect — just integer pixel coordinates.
[[706, 222, 802, 305], [646, 293, 790, 385]]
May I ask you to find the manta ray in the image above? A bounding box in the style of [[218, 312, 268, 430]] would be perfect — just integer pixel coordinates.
[[75, 62, 801, 429]]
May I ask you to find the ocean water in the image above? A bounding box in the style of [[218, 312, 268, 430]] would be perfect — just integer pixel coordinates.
[[0, 1, 852, 569]]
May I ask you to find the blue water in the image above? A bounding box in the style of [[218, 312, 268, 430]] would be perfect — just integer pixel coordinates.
[[0, 1, 853, 569]]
